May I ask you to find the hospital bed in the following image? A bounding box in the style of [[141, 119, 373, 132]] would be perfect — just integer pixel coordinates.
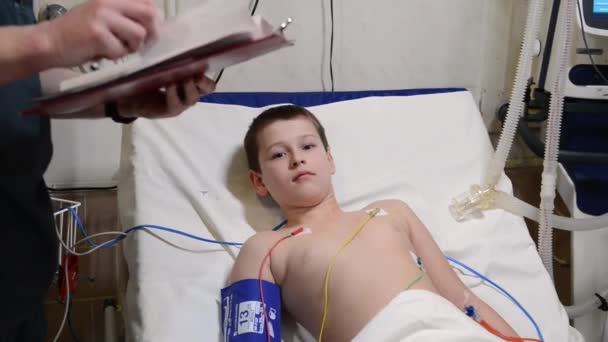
[[117, 89, 583, 341]]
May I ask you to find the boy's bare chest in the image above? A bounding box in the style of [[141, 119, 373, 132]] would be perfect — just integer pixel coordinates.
[[274, 216, 411, 285]]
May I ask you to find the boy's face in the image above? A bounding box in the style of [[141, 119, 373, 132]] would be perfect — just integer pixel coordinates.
[[249, 116, 335, 208]]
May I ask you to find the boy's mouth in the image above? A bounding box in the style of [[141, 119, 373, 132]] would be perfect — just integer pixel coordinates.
[[292, 171, 315, 182]]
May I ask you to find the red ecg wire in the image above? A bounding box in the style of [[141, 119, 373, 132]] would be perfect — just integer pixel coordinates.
[[480, 320, 542, 342], [258, 228, 305, 342]]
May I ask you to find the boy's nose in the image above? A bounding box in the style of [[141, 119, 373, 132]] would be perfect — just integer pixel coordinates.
[[291, 159, 305, 168]]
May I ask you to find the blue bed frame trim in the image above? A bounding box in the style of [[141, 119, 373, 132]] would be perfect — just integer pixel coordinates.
[[199, 88, 466, 107]]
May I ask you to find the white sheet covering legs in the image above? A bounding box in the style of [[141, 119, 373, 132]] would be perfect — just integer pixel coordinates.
[[353, 290, 501, 342]]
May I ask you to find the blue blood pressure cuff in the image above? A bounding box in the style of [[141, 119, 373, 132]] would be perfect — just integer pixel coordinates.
[[221, 279, 282, 341]]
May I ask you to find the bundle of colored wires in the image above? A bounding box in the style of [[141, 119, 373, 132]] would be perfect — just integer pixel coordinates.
[[62, 208, 242, 256]]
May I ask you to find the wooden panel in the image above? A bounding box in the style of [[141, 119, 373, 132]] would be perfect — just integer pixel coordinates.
[[45, 299, 107, 342]]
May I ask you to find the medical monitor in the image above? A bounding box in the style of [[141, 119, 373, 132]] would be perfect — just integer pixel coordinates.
[[581, 0, 608, 36]]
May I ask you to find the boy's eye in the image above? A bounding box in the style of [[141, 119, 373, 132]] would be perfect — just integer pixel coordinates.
[[271, 152, 287, 160], [303, 143, 316, 150]]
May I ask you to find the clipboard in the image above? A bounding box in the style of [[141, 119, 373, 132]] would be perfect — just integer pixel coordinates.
[[23, 18, 293, 116]]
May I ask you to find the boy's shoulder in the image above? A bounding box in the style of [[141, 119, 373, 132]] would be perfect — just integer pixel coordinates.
[[242, 226, 304, 249], [243, 230, 286, 249], [365, 198, 412, 215], [364, 199, 416, 232]]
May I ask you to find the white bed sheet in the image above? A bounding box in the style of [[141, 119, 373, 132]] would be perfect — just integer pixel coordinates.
[[118, 90, 582, 342]]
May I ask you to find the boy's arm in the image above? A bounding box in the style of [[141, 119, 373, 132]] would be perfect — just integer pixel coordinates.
[[229, 232, 279, 285], [389, 200, 519, 337]]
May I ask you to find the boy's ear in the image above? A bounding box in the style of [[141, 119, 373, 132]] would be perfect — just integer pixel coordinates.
[[327, 150, 336, 175], [249, 170, 269, 196]]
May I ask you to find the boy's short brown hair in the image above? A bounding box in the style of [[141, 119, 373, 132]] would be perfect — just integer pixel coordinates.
[[244, 105, 329, 172]]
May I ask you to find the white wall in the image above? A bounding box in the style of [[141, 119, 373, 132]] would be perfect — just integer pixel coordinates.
[[215, 0, 510, 100], [43, 0, 521, 187]]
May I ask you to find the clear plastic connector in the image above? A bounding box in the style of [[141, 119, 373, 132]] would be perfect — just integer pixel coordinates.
[[449, 185, 497, 222]]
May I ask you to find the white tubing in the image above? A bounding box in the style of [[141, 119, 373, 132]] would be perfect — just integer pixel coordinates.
[[495, 191, 608, 231], [104, 300, 117, 342], [565, 289, 608, 318], [538, 0, 576, 278], [484, 0, 546, 188]]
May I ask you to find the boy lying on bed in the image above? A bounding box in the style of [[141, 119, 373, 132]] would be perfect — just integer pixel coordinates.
[[221, 105, 520, 342]]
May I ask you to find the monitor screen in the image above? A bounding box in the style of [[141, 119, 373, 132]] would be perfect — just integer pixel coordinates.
[[594, 0, 608, 14]]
